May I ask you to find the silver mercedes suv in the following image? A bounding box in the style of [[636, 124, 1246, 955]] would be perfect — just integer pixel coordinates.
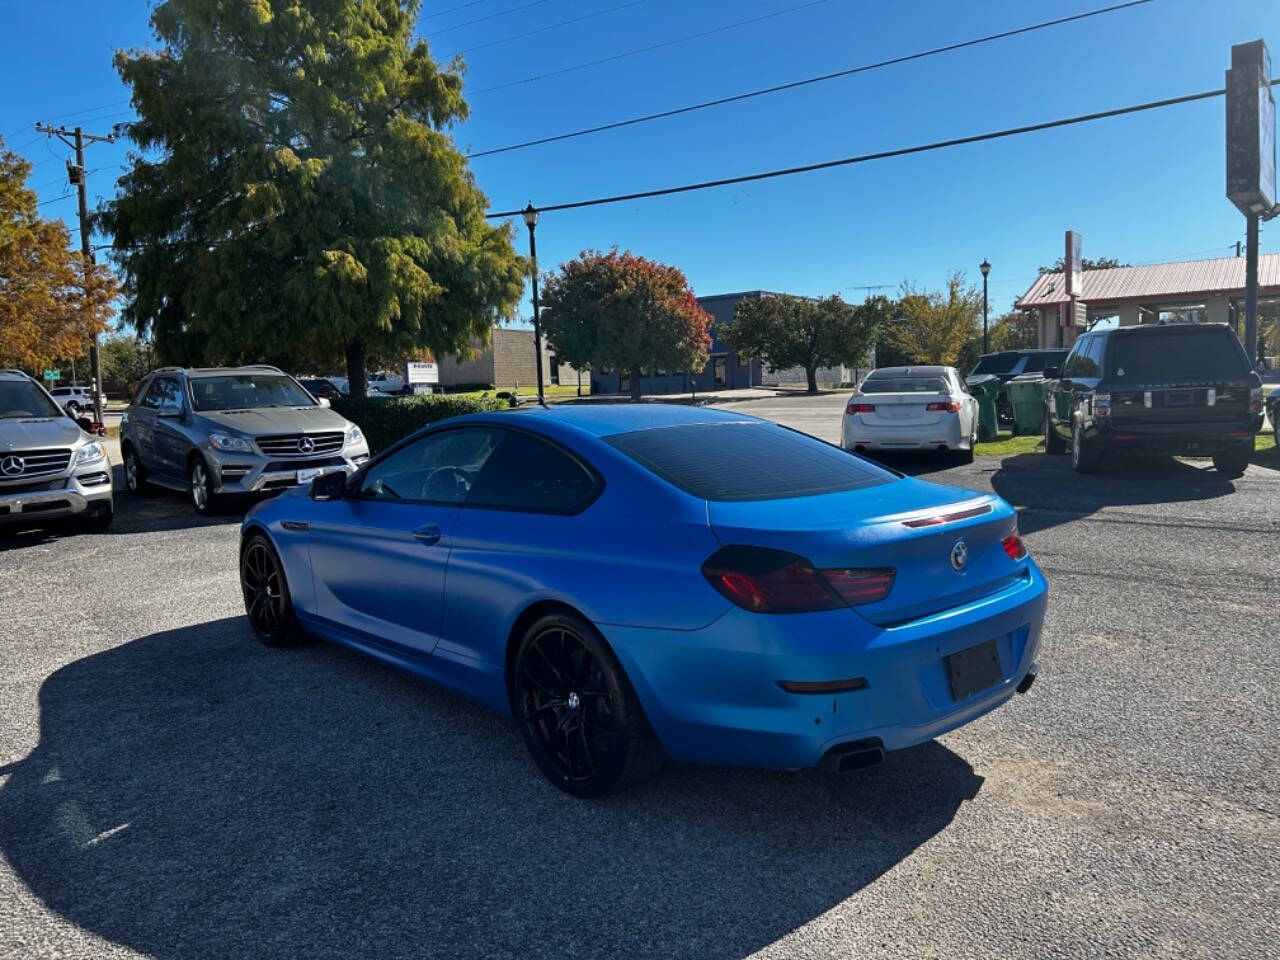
[[0, 369, 114, 531], [120, 365, 370, 515]]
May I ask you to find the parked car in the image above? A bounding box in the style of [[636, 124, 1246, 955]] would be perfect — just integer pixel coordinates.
[[1267, 386, 1280, 446], [0, 370, 113, 531], [1043, 323, 1264, 475], [47, 384, 95, 416], [969, 350, 1069, 423], [240, 405, 1045, 796], [120, 365, 370, 515], [295, 378, 344, 402], [841, 366, 979, 462]]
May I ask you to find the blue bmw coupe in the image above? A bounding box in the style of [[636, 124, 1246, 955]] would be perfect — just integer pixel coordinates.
[[239, 405, 1046, 796]]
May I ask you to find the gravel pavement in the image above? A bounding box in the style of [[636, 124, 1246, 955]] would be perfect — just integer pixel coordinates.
[[1, 393, 1276, 959]]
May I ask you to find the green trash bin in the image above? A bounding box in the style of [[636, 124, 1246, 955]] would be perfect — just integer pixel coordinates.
[[1006, 374, 1047, 437], [966, 374, 1000, 442]]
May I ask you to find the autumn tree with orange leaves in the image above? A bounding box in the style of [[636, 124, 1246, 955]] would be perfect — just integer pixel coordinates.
[[0, 139, 116, 372], [539, 249, 712, 401]]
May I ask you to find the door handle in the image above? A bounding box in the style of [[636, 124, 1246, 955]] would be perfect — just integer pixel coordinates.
[[412, 523, 442, 546]]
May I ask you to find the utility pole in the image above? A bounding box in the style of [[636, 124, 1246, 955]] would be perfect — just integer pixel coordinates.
[[35, 122, 116, 423]]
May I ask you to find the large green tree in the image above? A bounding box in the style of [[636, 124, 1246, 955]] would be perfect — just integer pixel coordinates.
[[893, 273, 981, 366], [989, 309, 1039, 351], [539, 249, 712, 401], [720, 294, 887, 393], [100, 0, 526, 397], [0, 140, 116, 371]]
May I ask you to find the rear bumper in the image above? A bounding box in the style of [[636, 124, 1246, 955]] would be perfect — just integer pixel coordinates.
[[841, 415, 966, 451], [0, 470, 113, 523], [603, 560, 1048, 769], [1085, 418, 1258, 455]]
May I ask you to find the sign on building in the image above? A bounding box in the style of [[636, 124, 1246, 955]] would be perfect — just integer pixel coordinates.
[[1064, 230, 1083, 298], [1227, 39, 1276, 215]]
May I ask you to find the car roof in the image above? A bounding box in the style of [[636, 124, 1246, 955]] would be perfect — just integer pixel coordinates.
[[1095, 322, 1231, 338], [506, 403, 760, 438], [0, 369, 38, 382], [866, 366, 950, 377]]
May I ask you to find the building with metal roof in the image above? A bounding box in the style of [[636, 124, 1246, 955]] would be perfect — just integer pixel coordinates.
[[1015, 252, 1280, 352]]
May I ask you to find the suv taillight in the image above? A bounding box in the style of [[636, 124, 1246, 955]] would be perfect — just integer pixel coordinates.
[[702, 546, 894, 613], [847, 402, 876, 414], [1250, 386, 1263, 414], [926, 401, 961, 412]]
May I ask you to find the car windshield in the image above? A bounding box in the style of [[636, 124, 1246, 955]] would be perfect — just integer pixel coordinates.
[[860, 378, 946, 394], [1106, 329, 1250, 382], [970, 354, 1018, 375], [189, 375, 315, 411], [606, 421, 897, 501], [0, 380, 64, 419]]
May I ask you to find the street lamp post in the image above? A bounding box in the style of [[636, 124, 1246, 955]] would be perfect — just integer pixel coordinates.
[[979, 259, 991, 354], [522, 203, 545, 405]]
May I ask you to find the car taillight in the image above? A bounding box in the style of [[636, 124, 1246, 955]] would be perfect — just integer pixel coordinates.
[[847, 402, 876, 414], [1093, 392, 1111, 417], [702, 546, 894, 613], [1002, 531, 1028, 561], [925, 401, 961, 412], [1250, 387, 1263, 414]]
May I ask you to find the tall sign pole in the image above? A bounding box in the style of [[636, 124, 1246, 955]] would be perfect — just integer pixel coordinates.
[[1225, 39, 1276, 365], [35, 122, 116, 423]]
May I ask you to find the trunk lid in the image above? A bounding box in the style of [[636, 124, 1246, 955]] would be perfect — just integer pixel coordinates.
[[707, 478, 1023, 627], [855, 392, 951, 426]]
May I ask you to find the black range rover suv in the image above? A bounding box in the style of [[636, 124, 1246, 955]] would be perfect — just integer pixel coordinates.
[[1043, 323, 1264, 475]]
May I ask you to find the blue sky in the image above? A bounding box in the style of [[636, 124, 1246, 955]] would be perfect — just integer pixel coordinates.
[[2, 0, 1277, 324]]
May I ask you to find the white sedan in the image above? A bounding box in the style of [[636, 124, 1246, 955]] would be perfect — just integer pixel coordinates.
[[840, 365, 979, 462]]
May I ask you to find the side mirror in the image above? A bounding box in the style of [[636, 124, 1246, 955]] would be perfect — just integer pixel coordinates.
[[310, 471, 348, 501], [158, 408, 183, 420], [317, 397, 331, 408], [1043, 366, 1061, 380]]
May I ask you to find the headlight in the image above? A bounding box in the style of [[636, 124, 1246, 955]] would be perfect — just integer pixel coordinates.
[[209, 433, 253, 453], [347, 425, 365, 446], [73, 441, 106, 465]]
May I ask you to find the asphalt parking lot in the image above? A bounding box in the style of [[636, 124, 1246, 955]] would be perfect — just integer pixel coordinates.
[[1, 392, 1277, 959]]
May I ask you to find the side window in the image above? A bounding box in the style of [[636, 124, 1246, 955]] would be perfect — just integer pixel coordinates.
[[140, 378, 168, 410], [467, 431, 599, 514], [1073, 339, 1099, 378], [359, 428, 502, 503], [1088, 337, 1107, 377], [1062, 343, 1086, 378], [157, 378, 183, 414]]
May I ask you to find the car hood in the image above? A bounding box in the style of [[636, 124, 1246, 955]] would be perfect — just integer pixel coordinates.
[[197, 406, 352, 436], [0, 416, 86, 451]]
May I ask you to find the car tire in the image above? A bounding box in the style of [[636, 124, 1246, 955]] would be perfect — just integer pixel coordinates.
[[956, 435, 975, 465], [512, 611, 665, 798], [1044, 410, 1066, 454], [1212, 439, 1252, 477], [1272, 408, 1279, 448], [240, 533, 303, 647], [189, 456, 219, 516], [1071, 420, 1101, 473], [80, 501, 113, 533], [122, 445, 151, 495]]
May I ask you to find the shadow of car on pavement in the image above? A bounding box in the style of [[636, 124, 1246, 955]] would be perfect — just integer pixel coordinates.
[[0, 616, 982, 960], [989, 452, 1245, 536]]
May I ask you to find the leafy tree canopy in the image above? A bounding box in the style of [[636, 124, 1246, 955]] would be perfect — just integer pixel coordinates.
[[720, 293, 887, 393], [989, 310, 1039, 351], [1038, 256, 1129, 274], [893, 272, 981, 366], [99, 0, 526, 397], [539, 249, 712, 401], [0, 140, 116, 371]]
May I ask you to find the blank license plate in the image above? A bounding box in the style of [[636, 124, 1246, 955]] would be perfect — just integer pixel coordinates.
[[945, 638, 1003, 700]]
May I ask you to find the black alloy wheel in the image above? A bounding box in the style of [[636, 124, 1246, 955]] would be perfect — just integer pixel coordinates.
[[1044, 409, 1066, 454], [240, 534, 301, 646], [123, 446, 149, 495], [513, 613, 664, 797]]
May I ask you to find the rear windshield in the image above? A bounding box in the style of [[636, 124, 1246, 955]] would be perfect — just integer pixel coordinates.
[[605, 422, 896, 502], [1106, 329, 1250, 383], [860, 378, 946, 394], [1019, 352, 1067, 373], [970, 354, 1018, 375]]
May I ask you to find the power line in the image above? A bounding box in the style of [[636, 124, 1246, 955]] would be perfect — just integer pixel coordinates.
[[489, 81, 1279, 219], [457, 0, 646, 55], [423, 0, 495, 19], [426, 0, 554, 36], [470, 0, 833, 94], [468, 0, 1152, 158]]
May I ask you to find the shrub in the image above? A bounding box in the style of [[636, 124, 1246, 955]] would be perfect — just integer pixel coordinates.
[[332, 393, 507, 453]]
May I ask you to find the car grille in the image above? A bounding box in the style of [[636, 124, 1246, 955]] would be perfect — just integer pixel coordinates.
[[0, 477, 67, 495], [255, 432, 345, 457], [0, 449, 73, 481]]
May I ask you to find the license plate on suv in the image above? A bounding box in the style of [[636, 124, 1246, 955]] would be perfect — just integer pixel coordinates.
[[945, 638, 1004, 700]]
